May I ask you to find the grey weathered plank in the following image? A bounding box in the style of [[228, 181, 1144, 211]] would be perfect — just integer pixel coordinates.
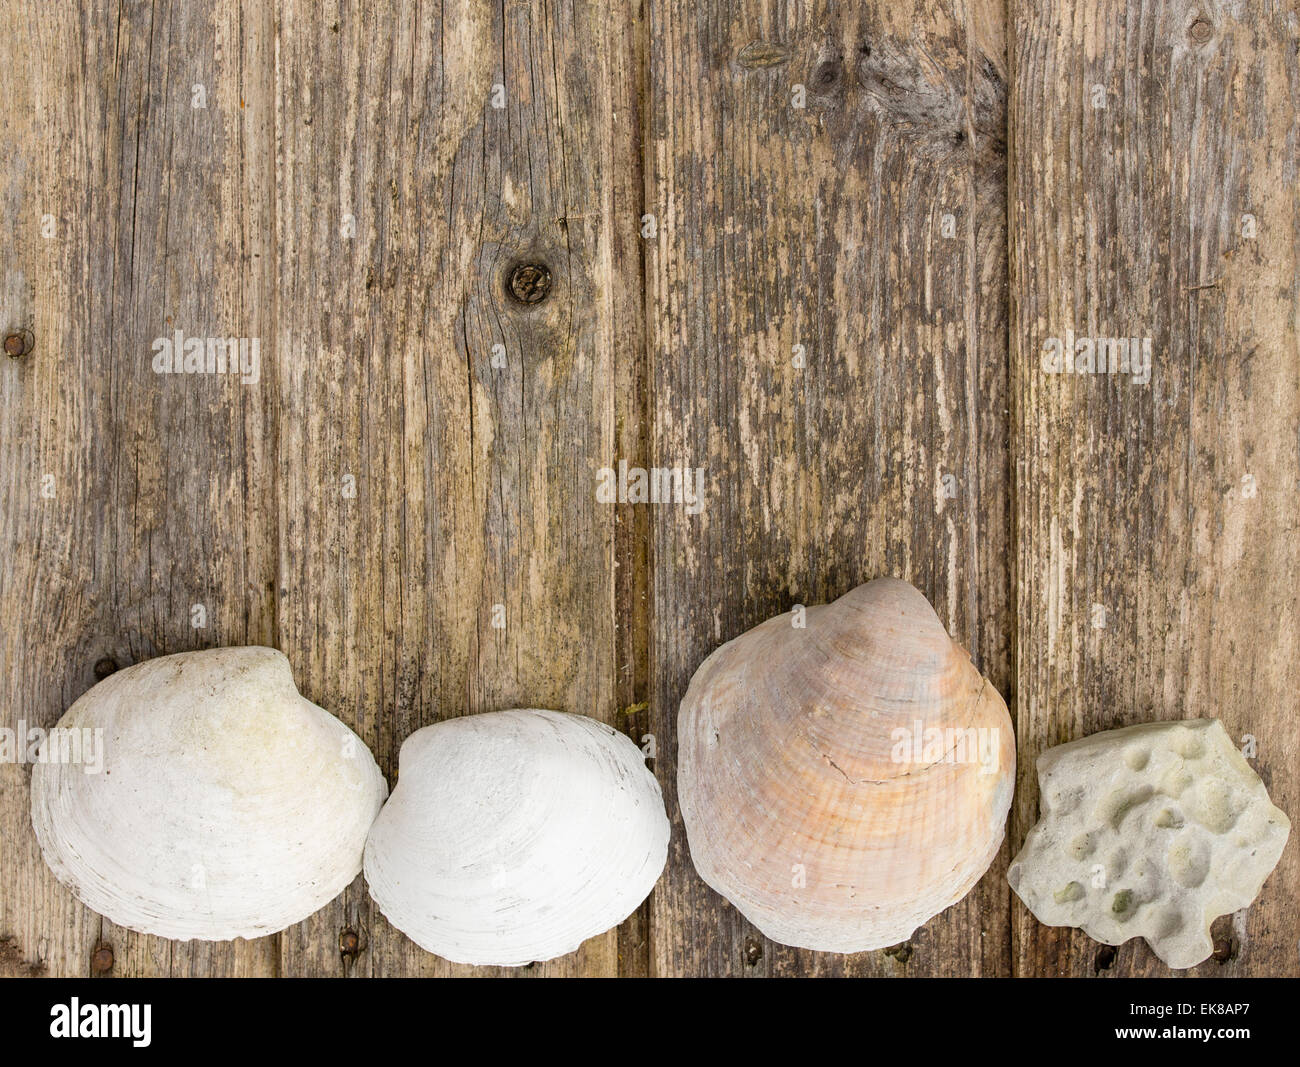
[[0, 0, 279, 977], [1009, 0, 1300, 976], [646, 0, 1012, 976], [272, 0, 644, 976], [5, 0, 1296, 981]]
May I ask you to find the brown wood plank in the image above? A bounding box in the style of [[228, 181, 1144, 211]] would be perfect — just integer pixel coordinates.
[[7, 0, 1295, 982], [0, 1, 279, 977], [1009, 0, 1300, 976], [610, 0, 655, 977], [646, 0, 1012, 976], [272, 0, 644, 976]]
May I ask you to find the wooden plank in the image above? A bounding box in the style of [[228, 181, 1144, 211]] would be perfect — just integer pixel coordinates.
[[609, 0, 656, 977], [646, 0, 1012, 976], [273, 0, 644, 976], [8, 0, 1294, 983], [1009, 0, 1300, 976], [0, 1, 279, 977]]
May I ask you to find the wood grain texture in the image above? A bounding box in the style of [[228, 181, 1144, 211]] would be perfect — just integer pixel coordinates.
[[2, 0, 1297, 978], [0, 0, 278, 978], [1009, 0, 1300, 976], [272, 0, 642, 977], [645, 0, 1012, 976]]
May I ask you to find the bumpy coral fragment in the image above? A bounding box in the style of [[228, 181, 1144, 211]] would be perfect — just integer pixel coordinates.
[[1009, 719, 1289, 968]]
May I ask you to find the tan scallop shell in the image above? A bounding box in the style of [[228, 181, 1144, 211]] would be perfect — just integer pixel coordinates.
[[30, 647, 388, 941], [678, 578, 1015, 952]]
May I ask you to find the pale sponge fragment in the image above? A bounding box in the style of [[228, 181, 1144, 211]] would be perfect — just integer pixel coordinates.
[[1008, 719, 1289, 969]]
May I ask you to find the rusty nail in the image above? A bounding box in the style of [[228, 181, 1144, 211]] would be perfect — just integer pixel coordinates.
[[93, 657, 120, 681], [339, 929, 361, 956], [1189, 18, 1213, 43], [508, 263, 552, 305], [90, 942, 114, 973], [4, 333, 26, 358]]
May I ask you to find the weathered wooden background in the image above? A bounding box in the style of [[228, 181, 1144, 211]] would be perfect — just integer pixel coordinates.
[[1, 0, 1295, 977]]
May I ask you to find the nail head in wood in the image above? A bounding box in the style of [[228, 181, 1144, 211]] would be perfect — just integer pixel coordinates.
[[93, 658, 120, 681], [813, 59, 841, 89], [90, 943, 114, 974], [508, 263, 552, 305]]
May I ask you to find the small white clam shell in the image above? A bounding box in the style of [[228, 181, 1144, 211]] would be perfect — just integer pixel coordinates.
[[363, 709, 669, 966], [30, 647, 388, 941]]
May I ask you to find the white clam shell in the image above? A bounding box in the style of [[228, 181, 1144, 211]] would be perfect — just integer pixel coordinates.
[[30, 647, 388, 941], [363, 708, 669, 966], [679, 578, 1016, 952]]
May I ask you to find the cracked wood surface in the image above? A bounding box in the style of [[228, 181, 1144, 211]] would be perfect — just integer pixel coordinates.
[[0, 0, 1295, 977], [1009, 0, 1300, 978], [648, 0, 1012, 977]]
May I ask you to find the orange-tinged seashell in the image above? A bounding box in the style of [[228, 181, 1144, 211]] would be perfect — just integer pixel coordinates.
[[678, 577, 1015, 952]]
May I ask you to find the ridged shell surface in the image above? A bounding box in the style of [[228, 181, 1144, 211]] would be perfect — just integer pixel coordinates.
[[678, 578, 1015, 952], [363, 709, 669, 966], [30, 647, 388, 941]]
